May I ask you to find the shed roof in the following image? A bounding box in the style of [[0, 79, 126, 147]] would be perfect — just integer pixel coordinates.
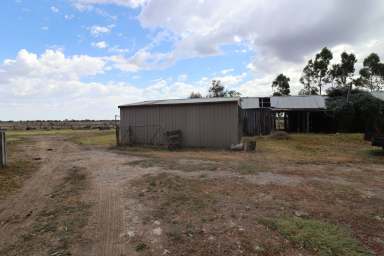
[[240, 96, 327, 110], [119, 97, 240, 108], [371, 91, 384, 101], [240, 97, 260, 109], [270, 96, 327, 110]]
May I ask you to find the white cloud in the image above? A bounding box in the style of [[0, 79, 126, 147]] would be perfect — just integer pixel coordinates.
[[177, 74, 188, 82], [1, 49, 106, 84], [92, 41, 108, 49], [138, 0, 384, 62], [107, 45, 129, 54], [41, 26, 49, 31], [0, 49, 205, 119], [88, 25, 113, 37], [72, 0, 147, 10], [50, 6, 59, 13], [108, 49, 175, 72], [221, 68, 234, 75], [64, 14, 75, 20], [133, 0, 384, 91]]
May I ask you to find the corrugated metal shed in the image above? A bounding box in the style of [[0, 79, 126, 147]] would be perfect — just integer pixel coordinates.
[[371, 91, 384, 101], [240, 97, 260, 109], [270, 96, 327, 110], [119, 99, 241, 148], [119, 97, 239, 108]]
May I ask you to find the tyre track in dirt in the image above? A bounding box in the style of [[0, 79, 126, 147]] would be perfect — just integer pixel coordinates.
[[0, 136, 147, 255], [70, 148, 151, 256], [0, 136, 71, 249]]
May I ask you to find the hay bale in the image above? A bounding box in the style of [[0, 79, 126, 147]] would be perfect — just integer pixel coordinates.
[[270, 131, 290, 140]]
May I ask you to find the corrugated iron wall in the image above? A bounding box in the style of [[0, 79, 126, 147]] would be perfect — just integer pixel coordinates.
[[241, 109, 272, 136], [119, 102, 240, 148]]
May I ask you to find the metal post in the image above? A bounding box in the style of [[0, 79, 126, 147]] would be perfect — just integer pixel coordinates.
[[0, 131, 7, 168]]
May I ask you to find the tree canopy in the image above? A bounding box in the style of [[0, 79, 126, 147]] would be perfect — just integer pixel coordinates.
[[358, 53, 384, 92], [329, 52, 357, 87], [272, 74, 290, 96], [208, 80, 226, 97], [300, 47, 333, 95], [207, 80, 241, 98], [189, 92, 202, 98]]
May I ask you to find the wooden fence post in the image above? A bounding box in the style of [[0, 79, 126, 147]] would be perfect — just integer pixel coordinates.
[[116, 126, 120, 146], [0, 131, 7, 168]]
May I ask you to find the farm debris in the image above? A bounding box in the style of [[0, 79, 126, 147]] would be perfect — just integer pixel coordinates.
[[230, 143, 244, 151]]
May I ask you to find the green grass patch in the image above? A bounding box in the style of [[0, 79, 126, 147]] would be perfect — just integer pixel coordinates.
[[261, 217, 372, 256], [7, 129, 81, 142], [6, 129, 116, 146], [70, 130, 116, 146]]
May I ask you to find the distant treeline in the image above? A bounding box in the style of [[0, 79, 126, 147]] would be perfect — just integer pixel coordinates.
[[0, 120, 116, 131]]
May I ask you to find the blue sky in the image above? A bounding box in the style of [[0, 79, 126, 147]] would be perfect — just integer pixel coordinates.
[[1, 0, 383, 120]]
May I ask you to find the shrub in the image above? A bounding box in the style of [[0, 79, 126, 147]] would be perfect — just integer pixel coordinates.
[[326, 91, 384, 133]]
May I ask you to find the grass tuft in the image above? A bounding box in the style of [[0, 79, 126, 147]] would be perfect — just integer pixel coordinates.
[[262, 217, 372, 256]]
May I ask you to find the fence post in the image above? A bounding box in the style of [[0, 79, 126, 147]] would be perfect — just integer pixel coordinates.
[[116, 126, 120, 146], [0, 131, 6, 168]]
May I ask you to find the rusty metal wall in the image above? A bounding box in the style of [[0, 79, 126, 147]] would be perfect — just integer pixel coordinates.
[[119, 102, 240, 148]]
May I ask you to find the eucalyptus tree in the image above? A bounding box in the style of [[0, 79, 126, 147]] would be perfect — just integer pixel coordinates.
[[300, 47, 333, 95], [359, 53, 384, 91], [329, 52, 357, 102], [272, 74, 290, 96]]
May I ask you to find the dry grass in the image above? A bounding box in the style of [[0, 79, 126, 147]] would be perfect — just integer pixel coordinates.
[[119, 133, 383, 165], [125, 134, 384, 255], [129, 172, 382, 255], [0, 160, 36, 198], [1, 166, 91, 256], [121, 133, 384, 178], [0, 140, 38, 198]]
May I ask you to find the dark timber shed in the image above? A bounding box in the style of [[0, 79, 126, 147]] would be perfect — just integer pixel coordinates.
[[118, 98, 241, 148], [241, 96, 336, 135]]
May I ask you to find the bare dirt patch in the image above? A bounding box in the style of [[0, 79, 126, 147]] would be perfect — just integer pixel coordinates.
[[127, 171, 382, 255]]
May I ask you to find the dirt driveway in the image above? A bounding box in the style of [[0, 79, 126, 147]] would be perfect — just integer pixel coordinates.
[[0, 134, 383, 255], [0, 136, 151, 255]]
